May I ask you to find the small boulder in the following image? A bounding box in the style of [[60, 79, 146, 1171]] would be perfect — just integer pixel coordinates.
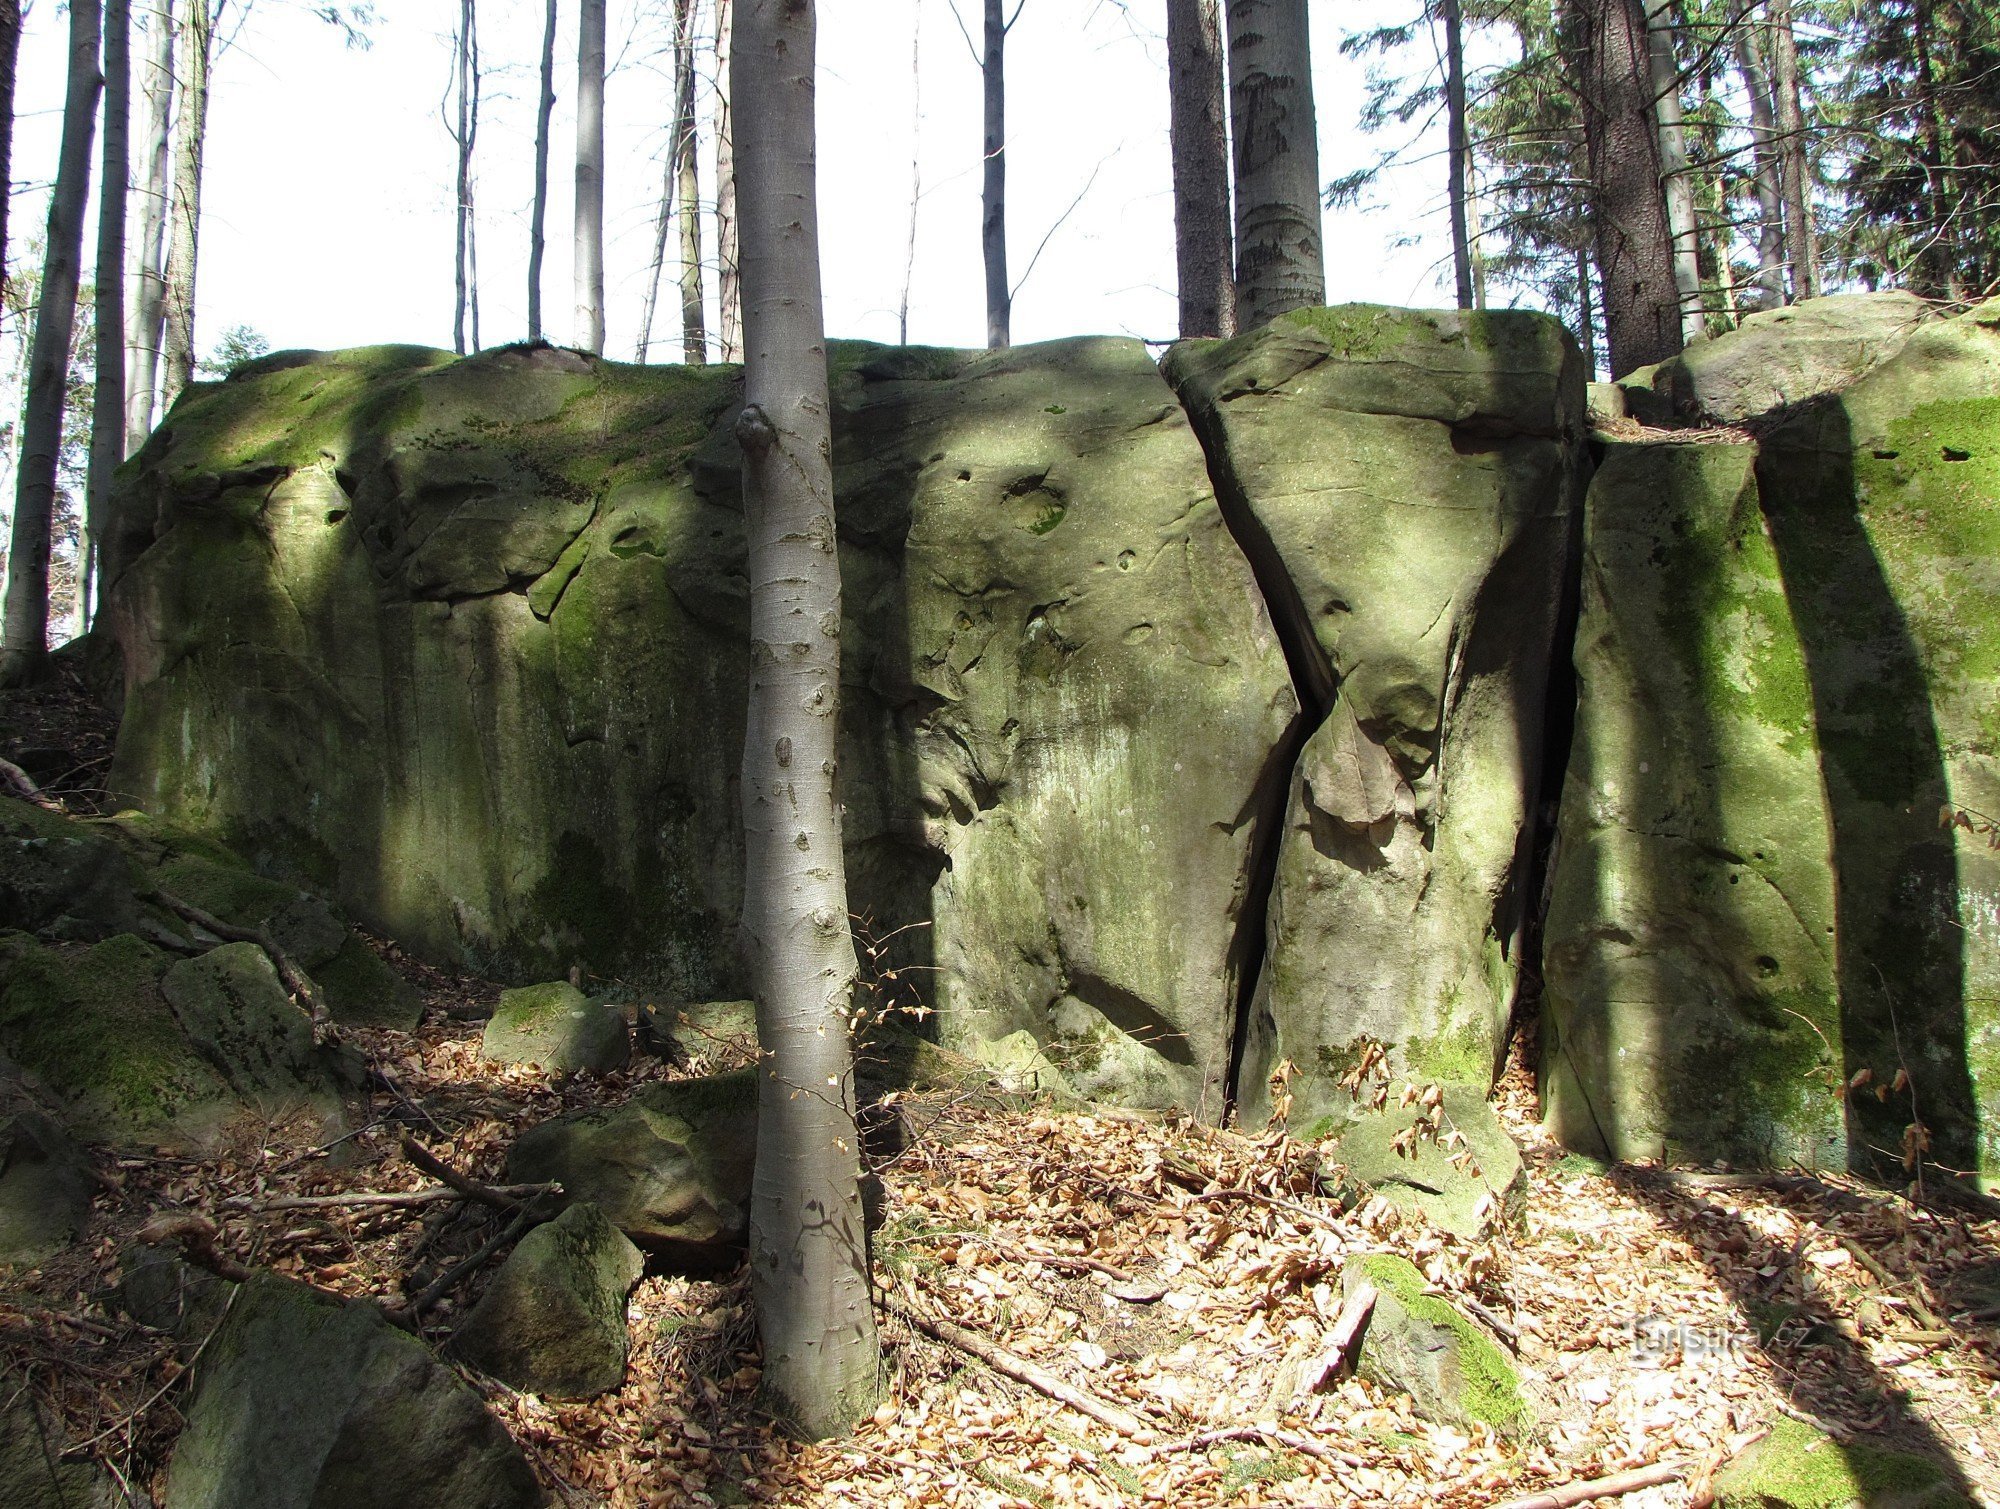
[[1317, 1083, 1524, 1239], [0, 1395, 116, 1508], [640, 998, 758, 1066], [483, 981, 629, 1076], [1343, 1252, 1535, 1438], [160, 944, 325, 1105], [0, 1111, 94, 1267], [311, 934, 423, 1030], [0, 795, 147, 942], [163, 1272, 542, 1509], [1712, 1416, 1969, 1508], [505, 1071, 754, 1264], [449, 1202, 644, 1399]]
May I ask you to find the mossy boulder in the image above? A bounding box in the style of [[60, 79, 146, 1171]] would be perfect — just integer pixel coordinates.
[[639, 997, 758, 1066], [1315, 1083, 1524, 1239], [504, 1071, 755, 1264], [160, 943, 337, 1109], [0, 795, 148, 941], [482, 981, 629, 1076], [1343, 1252, 1534, 1437], [162, 1272, 542, 1509], [0, 1396, 116, 1509], [1713, 1417, 1969, 1508], [0, 1111, 95, 1267], [448, 1201, 644, 1399], [1165, 305, 1587, 1122]]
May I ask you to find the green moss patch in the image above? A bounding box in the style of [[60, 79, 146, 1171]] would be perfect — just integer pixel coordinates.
[[1347, 1252, 1533, 1436], [1714, 1417, 1967, 1508]]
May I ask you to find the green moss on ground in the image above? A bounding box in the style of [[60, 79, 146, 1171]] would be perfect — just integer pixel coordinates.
[[1714, 1417, 1967, 1508]]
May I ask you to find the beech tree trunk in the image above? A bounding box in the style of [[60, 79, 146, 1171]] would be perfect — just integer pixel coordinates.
[[1, 0, 101, 686], [0, 1, 20, 309], [1643, 0, 1704, 344], [125, 0, 174, 454], [1226, 0, 1325, 326], [1166, 0, 1233, 337], [637, 159, 674, 361], [1443, 0, 1474, 309], [85, 0, 132, 631], [528, 0, 556, 341], [674, 0, 707, 364], [159, 0, 212, 414], [1576, 0, 1681, 376], [899, 0, 920, 345], [451, 0, 479, 354], [574, 0, 606, 353], [732, 0, 882, 1440], [981, 0, 1009, 348], [1734, 12, 1787, 310], [1767, 0, 1817, 299], [715, 0, 741, 361]]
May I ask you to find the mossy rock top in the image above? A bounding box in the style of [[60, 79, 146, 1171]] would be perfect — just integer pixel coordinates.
[[1713, 1417, 1970, 1509], [1344, 1252, 1534, 1438]]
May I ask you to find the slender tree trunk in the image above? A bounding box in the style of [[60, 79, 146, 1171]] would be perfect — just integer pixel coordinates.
[[85, 0, 131, 632], [1909, 0, 1960, 298], [528, 0, 555, 341], [674, 0, 707, 364], [1734, 12, 1786, 308], [715, 0, 741, 361], [574, 0, 606, 353], [637, 157, 673, 361], [732, 0, 882, 1441], [452, 0, 472, 354], [899, 0, 920, 345], [1766, 0, 1816, 299], [1166, 0, 1233, 337], [125, 0, 174, 455], [1696, 65, 1738, 327], [2, 0, 101, 686], [1468, 147, 1489, 309], [1442, 0, 1475, 309], [1643, 0, 1705, 344], [981, 0, 1009, 347], [159, 0, 212, 413], [1577, 0, 1682, 376], [1226, 0, 1325, 326], [0, 1, 20, 309], [1576, 241, 1597, 374]]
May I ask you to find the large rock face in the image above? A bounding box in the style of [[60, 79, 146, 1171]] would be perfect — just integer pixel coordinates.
[[108, 339, 1297, 1110], [1165, 306, 1586, 1122]]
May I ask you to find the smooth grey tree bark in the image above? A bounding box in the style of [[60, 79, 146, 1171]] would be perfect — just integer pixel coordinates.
[[715, 0, 741, 361], [1225, 0, 1324, 326], [732, 0, 882, 1440], [450, 0, 480, 354], [85, 0, 132, 631], [899, 0, 920, 345], [1166, 0, 1233, 336], [979, 0, 1015, 347], [674, 0, 706, 364], [528, 0, 556, 341], [1442, 0, 1474, 309], [1642, 0, 1705, 344], [574, 0, 606, 353], [1734, 9, 1788, 309], [637, 157, 674, 359], [1767, 0, 1817, 299], [159, 0, 212, 414], [125, 0, 175, 455], [0, 1, 20, 311], [1, 0, 101, 686]]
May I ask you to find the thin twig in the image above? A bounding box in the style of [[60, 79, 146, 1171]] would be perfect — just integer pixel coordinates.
[[401, 1136, 545, 1212], [145, 888, 333, 1036], [1494, 1460, 1687, 1509], [1140, 1423, 1356, 1465], [221, 1182, 557, 1214]]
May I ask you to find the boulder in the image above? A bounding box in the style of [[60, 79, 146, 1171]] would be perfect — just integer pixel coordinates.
[[0, 1396, 116, 1509], [640, 997, 758, 1067], [1165, 305, 1586, 1122], [448, 1202, 644, 1398], [482, 981, 629, 1076], [1343, 1252, 1534, 1437], [504, 1071, 755, 1264], [0, 1111, 95, 1267], [163, 1272, 542, 1509], [1315, 1084, 1523, 1239], [107, 337, 1296, 1112], [161, 943, 331, 1106], [0, 795, 147, 941], [1712, 1417, 1969, 1508], [1620, 291, 1932, 426]]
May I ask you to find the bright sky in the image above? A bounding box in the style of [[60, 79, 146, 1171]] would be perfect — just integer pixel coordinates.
[[8, 0, 1468, 363]]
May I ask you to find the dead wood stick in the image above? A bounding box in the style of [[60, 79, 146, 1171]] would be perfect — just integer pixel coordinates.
[[1840, 1240, 1946, 1329], [145, 888, 332, 1035], [221, 1182, 558, 1214], [1141, 1423, 1356, 1465], [1449, 1291, 1521, 1348], [401, 1136, 542, 1212], [974, 1236, 1164, 1297], [888, 1297, 1151, 1438], [1297, 1281, 1376, 1396], [1493, 1461, 1686, 1509], [135, 1212, 255, 1284], [392, 1199, 552, 1327], [0, 756, 63, 811]]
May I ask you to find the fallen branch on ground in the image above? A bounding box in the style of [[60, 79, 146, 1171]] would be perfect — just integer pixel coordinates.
[[1493, 1460, 1686, 1509], [221, 1181, 558, 1214], [401, 1136, 547, 1213], [0, 756, 64, 811], [389, 1197, 555, 1329], [1139, 1423, 1356, 1465], [1296, 1281, 1375, 1396], [144, 888, 333, 1038], [886, 1295, 1151, 1439]]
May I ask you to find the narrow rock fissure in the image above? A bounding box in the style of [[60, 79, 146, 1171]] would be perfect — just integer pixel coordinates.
[[1162, 370, 1339, 1119]]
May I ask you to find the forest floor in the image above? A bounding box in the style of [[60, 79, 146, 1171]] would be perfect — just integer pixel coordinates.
[[3, 671, 1999, 1508]]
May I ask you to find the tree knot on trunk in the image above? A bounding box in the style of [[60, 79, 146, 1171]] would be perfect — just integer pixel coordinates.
[[736, 402, 777, 453]]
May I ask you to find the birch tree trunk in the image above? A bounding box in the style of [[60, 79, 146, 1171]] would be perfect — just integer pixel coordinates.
[[528, 0, 556, 341], [674, 0, 707, 364], [1, 0, 101, 686], [1226, 0, 1324, 326], [159, 0, 212, 414], [1734, 12, 1787, 309], [1767, 0, 1817, 299], [125, 0, 174, 454], [1166, 0, 1233, 337], [732, 0, 882, 1440], [715, 0, 741, 361], [981, 0, 1009, 348], [574, 0, 606, 354], [1577, 0, 1682, 376], [85, 0, 131, 632], [1643, 0, 1705, 344]]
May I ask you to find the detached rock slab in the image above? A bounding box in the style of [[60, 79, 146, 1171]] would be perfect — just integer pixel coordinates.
[[163, 1272, 541, 1509], [0, 1111, 94, 1267], [1343, 1253, 1534, 1438], [161, 943, 327, 1104], [449, 1202, 643, 1398], [1, 1395, 116, 1508], [482, 981, 629, 1076], [1318, 1084, 1524, 1239], [1713, 1417, 1969, 1508], [504, 1071, 754, 1265]]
